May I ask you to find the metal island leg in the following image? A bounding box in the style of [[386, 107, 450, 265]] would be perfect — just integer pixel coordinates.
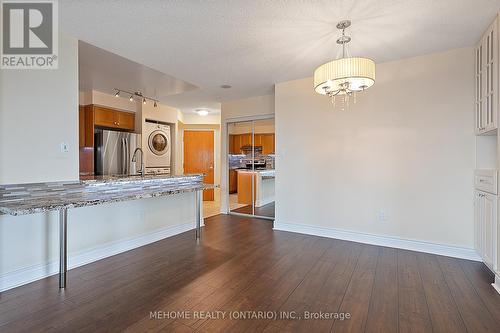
[[195, 189, 202, 241], [59, 208, 67, 289]]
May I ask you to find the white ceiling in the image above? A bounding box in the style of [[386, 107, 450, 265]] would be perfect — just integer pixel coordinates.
[[61, 0, 500, 113], [79, 41, 197, 100]]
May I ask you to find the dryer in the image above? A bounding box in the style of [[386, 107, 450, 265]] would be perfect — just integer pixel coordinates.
[[144, 119, 171, 174]]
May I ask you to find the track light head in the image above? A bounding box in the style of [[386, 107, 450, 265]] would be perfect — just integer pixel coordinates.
[[115, 91, 120, 98], [154, 101, 158, 108], [129, 95, 133, 102], [143, 98, 147, 105]]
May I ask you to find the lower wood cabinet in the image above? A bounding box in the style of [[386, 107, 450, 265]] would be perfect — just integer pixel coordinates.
[[229, 169, 237, 194], [475, 190, 498, 271]]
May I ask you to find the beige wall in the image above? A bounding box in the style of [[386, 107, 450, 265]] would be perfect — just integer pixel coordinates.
[[220, 94, 275, 212], [274, 47, 475, 249], [0, 33, 79, 184]]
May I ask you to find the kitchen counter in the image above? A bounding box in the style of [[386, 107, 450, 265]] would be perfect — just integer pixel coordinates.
[[0, 173, 209, 289], [236, 169, 275, 207], [236, 169, 275, 179], [0, 174, 209, 216]]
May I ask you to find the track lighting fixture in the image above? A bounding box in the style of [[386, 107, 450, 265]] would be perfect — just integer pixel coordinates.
[[114, 89, 159, 108]]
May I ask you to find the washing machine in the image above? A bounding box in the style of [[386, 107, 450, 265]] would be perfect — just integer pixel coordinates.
[[144, 120, 171, 174]]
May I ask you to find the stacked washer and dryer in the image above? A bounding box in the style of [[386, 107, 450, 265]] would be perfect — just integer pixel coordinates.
[[144, 119, 172, 175]]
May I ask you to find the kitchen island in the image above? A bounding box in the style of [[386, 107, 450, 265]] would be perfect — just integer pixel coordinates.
[[0, 174, 210, 289], [237, 169, 275, 207]]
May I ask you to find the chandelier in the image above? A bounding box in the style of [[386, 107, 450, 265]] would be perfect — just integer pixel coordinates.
[[313, 20, 375, 109]]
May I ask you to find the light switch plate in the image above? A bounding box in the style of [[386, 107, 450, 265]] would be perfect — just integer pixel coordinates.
[[60, 142, 69, 153]]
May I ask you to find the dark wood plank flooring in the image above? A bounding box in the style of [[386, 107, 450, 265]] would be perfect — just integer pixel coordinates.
[[1, 214, 499, 332], [232, 202, 275, 218]]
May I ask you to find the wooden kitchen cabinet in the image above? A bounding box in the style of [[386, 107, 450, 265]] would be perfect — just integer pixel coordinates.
[[94, 106, 135, 131], [229, 169, 238, 193], [229, 133, 275, 154], [78, 104, 136, 174], [261, 134, 275, 154]]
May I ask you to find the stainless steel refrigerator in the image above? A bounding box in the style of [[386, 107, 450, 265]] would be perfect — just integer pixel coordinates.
[[95, 129, 142, 176]]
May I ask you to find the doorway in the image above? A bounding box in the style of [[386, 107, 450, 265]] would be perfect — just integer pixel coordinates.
[[183, 130, 214, 201], [227, 117, 275, 219]]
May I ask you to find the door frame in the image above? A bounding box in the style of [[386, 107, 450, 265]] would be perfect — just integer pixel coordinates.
[[223, 114, 275, 220], [181, 128, 219, 201]]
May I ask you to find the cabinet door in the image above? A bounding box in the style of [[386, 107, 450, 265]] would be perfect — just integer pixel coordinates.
[[483, 22, 497, 133], [476, 18, 498, 135], [261, 134, 275, 154], [240, 134, 252, 147], [94, 106, 118, 128], [475, 43, 484, 134], [475, 191, 483, 255], [483, 193, 497, 270], [117, 111, 135, 131]]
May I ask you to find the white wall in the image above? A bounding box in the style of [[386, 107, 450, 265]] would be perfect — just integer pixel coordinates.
[[0, 34, 197, 291], [182, 113, 221, 125], [275, 47, 475, 250], [220, 94, 275, 212], [0, 33, 79, 184]]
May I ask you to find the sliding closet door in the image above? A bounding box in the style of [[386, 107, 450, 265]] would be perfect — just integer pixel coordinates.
[[228, 118, 275, 219]]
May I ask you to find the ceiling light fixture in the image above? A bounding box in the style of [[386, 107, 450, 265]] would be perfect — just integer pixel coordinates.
[[115, 89, 159, 108], [313, 20, 375, 109], [220, 84, 232, 89], [196, 109, 209, 116]]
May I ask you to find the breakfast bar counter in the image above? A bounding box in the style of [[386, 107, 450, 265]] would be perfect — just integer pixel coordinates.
[[0, 174, 210, 289]]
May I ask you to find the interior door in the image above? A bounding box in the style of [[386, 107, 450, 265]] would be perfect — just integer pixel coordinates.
[[183, 130, 214, 201]]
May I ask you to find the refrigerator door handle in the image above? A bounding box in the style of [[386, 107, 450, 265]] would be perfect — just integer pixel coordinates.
[[125, 137, 129, 175], [121, 138, 126, 174]]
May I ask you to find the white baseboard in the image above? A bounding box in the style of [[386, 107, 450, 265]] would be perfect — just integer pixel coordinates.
[[255, 196, 274, 208], [493, 274, 500, 295], [0, 221, 197, 292], [273, 221, 481, 262]]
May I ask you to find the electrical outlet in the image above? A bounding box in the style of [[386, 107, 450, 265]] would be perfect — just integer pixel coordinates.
[[378, 209, 387, 222], [60, 142, 69, 153]]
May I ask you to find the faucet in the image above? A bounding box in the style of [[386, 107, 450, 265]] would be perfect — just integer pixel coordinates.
[[132, 148, 145, 176]]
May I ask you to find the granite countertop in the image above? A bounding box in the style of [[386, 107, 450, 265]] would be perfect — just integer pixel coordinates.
[[0, 174, 213, 216]]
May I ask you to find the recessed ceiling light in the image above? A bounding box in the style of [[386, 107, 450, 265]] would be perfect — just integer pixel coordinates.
[[220, 84, 232, 89], [196, 109, 209, 116]]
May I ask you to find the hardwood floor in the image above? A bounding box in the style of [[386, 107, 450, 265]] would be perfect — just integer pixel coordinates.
[[1, 214, 500, 332], [232, 202, 275, 218]]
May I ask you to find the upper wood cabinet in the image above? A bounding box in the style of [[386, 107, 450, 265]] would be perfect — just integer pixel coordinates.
[[79, 105, 136, 148], [94, 106, 135, 131], [228, 133, 275, 154], [475, 17, 498, 135]]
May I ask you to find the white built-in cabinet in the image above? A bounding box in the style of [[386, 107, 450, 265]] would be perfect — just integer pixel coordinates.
[[474, 15, 500, 288], [475, 190, 498, 271], [475, 18, 498, 135]]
